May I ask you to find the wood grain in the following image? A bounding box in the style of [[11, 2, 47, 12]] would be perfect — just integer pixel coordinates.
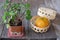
[[0, 0, 59, 40]]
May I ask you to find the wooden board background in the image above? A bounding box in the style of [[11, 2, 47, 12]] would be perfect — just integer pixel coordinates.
[[0, 0, 60, 40]]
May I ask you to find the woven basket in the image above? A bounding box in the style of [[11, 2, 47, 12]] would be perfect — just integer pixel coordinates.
[[30, 16, 50, 33], [37, 7, 56, 20], [30, 7, 57, 33]]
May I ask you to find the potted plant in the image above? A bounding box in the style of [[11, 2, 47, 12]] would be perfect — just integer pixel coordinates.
[[2, 0, 32, 37]]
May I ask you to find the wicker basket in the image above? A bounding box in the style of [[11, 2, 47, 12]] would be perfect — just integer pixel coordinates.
[[30, 16, 50, 33], [37, 7, 56, 20], [30, 7, 57, 33]]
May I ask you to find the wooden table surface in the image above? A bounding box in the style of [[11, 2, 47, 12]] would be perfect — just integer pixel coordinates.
[[0, 0, 60, 40], [0, 24, 57, 40]]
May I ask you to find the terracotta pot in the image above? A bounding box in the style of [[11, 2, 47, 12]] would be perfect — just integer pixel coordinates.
[[8, 26, 25, 37]]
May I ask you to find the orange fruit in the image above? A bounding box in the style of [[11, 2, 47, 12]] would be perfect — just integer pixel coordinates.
[[35, 17, 49, 28]]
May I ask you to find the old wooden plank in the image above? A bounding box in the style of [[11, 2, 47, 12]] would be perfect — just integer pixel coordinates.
[[0, 0, 5, 37], [0, 0, 58, 40], [1, 24, 57, 40]]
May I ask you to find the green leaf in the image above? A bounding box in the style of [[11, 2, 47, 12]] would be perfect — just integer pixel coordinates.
[[6, 0, 9, 4], [25, 9, 32, 20], [20, 4, 25, 7], [25, 3, 30, 9], [26, 15, 32, 20], [2, 16, 6, 20], [9, 11, 15, 16], [14, 4, 19, 8], [2, 12, 10, 23], [11, 15, 16, 22], [12, 3, 19, 9], [4, 4, 7, 9], [4, 0, 9, 9], [26, 9, 31, 15], [4, 3, 9, 9], [4, 12, 10, 16], [2, 16, 6, 23]]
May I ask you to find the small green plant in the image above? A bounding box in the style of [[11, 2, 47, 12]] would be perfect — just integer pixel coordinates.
[[2, 0, 32, 26]]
